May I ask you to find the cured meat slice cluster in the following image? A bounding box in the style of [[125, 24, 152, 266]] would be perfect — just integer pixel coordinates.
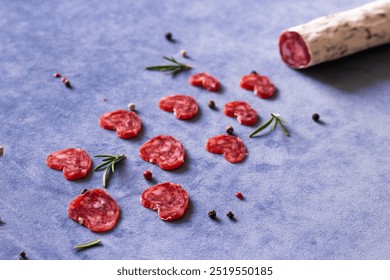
[[240, 73, 275, 99], [46, 148, 92, 180], [224, 101, 258, 126], [68, 189, 120, 232], [140, 182, 189, 221], [159, 94, 199, 120], [189, 72, 220, 92], [99, 109, 142, 139], [139, 135, 185, 170], [206, 135, 246, 163]]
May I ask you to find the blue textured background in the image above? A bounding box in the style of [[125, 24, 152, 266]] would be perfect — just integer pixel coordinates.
[[1, 0, 390, 260]]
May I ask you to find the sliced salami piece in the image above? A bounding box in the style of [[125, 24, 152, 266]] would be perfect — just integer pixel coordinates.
[[279, 1, 390, 68], [240, 73, 275, 99], [189, 72, 220, 92], [68, 188, 120, 232], [158, 94, 199, 120], [206, 135, 246, 163], [99, 109, 142, 139], [224, 101, 258, 126], [139, 135, 185, 170], [140, 182, 189, 221], [46, 148, 92, 180]]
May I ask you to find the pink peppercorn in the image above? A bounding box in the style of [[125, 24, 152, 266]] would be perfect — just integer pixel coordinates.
[[53, 73, 61, 78], [143, 170, 153, 181], [235, 192, 244, 199]]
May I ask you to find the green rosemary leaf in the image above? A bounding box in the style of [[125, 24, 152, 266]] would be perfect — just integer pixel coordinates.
[[94, 153, 126, 188], [278, 121, 290, 136], [249, 117, 274, 137], [146, 56, 191, 75], [94, 160, 112, 171], [271, 118, 278, 131], [94, 154, 116, 158], [74, 239, 101, 249], [102, 166, 110, 187]]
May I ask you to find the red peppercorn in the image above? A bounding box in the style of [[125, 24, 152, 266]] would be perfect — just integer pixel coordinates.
[[143, 170, 153, 181], [235, 192, 244, 199], [53, 73, 61, 78]]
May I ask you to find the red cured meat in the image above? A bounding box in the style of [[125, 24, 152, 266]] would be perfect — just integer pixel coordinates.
[[206, 135, 246, 163], [140, 182, 189, 221], [189, 72, 220, 92], [159, 95, 198, 120], [278, 31, 311, 68], [68, 188, 120, 232], [139, 135, 185, 170], [240, 73, 275, 99], [99, 109, 142, 139], [46, 148, 91, 180], [224, 101, 258, 126]]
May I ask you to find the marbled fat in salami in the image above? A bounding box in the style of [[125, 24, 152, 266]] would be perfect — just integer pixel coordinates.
[[68, 188, 120, 232], [206, 135, 246, 163], [279, 1, 390, 68], [189, 72, 220, 92], [140, 182, 189, 221], [99, 109, 142, 139], [224, 101, 258, 126], [139, 135, 185, 170], [159, 95, 199, 120], [240, 73, 275, 99], [46, 148, 92, 180]]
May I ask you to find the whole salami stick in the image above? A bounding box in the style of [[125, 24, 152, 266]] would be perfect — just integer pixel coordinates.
[[278, 0, 390, 68]]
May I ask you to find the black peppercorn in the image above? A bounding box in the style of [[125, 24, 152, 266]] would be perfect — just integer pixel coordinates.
[[312, 113, 320, 122], [165, 32, 173, 41], [226, 125, 234, 135], [208, 210, 217, 219], [226, 211, 234, 219], [19, 251, 27, 260], [251, 70, 258, 75], [208, 100, 216, 109], [81, 188, 89, 194]]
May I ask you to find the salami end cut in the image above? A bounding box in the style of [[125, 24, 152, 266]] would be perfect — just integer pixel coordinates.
[[46, 148, 92, 180], [140, 182, 189, 221], [99, 109, 142, 139], [158, 94, 199, 120], [224, 101, 258, 126], [189, 72, 220, 92], [68, 188, 120, 232]]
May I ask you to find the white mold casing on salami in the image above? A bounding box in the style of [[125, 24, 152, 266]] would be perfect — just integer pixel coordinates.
[[279, 0, 390, 68]]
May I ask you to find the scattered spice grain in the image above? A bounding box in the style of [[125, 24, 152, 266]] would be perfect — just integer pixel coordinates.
[[226, 125, 234, 135], [312, 113, 320, 122], [226, 211, 234, 219], [235, 192, 244, 199], [208, 100, 216, 109], [208, 210, 217, 219], [143, 170, 153, 181]]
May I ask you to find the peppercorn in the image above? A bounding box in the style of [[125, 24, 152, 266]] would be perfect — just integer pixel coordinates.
[[128, 103, 136, 111], [208, 210, 217, 219], [208, 100, 216, 109], [180, 50, 187, 57], [143, 170, 153, 181], [19, 251, 27, 260], [226, 125, 234, 135], [235, 192, 244, 199], [53, 73, 61, 78], [251, 70, 258, 75], [80, 188, 89, 194], [312, 113, 320, 122], [165, 32, 173, 41], [226, 211, 234, 219], [0, 146, 4, 157], [61, 77, 71, 88]]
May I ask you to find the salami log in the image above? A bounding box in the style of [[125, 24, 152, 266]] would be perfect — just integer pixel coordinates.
[[140, 182, 189, 221], [279, 1, 390, 68]]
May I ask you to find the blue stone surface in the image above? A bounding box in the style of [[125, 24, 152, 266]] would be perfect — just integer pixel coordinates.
[[1, 0, 390, 259]]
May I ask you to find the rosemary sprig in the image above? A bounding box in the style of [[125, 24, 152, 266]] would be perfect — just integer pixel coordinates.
[[249, 113, 289, 137], [74, 239, 101, 249], [145, 56, 192, 75], [94, 154, 126, 187]]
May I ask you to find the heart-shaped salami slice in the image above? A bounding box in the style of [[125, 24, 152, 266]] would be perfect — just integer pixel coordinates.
[[140, 182, 189, 221], [189, 72, 220, 92], [68, 188, 120, 232], [224, 101, 258, 126], [240, 73, 275, 98], [99, 109, 142, 139], [206, 135, 246, 163], [159, 95, 198, 120], [46, 148, 92, 180], [139, 135, 185, 170]]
